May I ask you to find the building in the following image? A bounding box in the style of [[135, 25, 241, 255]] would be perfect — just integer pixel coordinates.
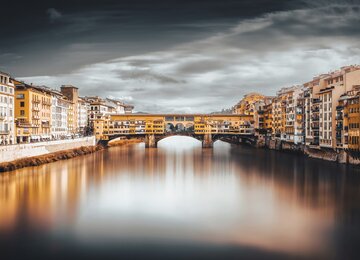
[[78, 97, 90, 135], [50, 90, 70, 139], [336, 94, 348, 149], [276, 86, 304, 144], [314, 65, 360, 148], [61, 85, 79, 134], [271, 95, 286, 139], [0, 72, 15, 145], [233, 93, 266, 115], [84, 96, 134, 131], [124, 104, 134, 114], [253, 98, 273, 137], [263, 103, 273, 136], [347, 91, 360, 150], [336, 86, 360, 150], [14, 81, 52, 143], [86, 96, 112, 128]]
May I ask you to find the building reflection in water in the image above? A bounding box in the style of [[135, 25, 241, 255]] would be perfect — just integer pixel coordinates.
[[0, 136, 360, 258]]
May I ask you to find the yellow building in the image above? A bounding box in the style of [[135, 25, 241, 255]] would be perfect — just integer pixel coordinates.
[[347, 92, 360, 150], [14, 81, 52, 143], [61, 85, 79, 134], [233, 93, 266, 115], [263, 103, 273, 135], [272, 96, 286, 138]]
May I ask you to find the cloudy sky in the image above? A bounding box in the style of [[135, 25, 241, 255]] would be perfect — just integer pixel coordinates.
[[1, 0, 360, 113]]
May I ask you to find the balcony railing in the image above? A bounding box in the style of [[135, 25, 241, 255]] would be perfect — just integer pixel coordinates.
[[336, 105, 344, 111], [336, 115, 343, 120], [336, 124, 343, 130], [17, 122, 32, 127], [312, 116, 319, 121], [311, 108, 319, 112], [0, 130, 10, 135]]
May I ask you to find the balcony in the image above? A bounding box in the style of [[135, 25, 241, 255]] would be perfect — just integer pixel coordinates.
[[336, 105, 343, 111], [32, 99, 40, 104], [336, 115, 343, 120], [0, 130, 9, 135], [336, 124, 343, 130], [311, 108, 319, 112], [312, 116, 319, 121], [17, 122, 32, 127], [0, 114, 5, 121], [32, 107, 40, 111]]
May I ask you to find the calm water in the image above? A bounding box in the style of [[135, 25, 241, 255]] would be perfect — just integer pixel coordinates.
[[1, 137, 360, 259]]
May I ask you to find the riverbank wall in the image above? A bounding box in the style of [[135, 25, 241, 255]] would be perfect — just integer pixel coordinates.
[[0, 136, 96, 164], [262, 138, 360, 165], [0, 137, 145, 172]]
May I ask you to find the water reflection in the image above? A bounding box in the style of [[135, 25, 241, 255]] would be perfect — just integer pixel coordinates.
[[1, 136, 360, 259]]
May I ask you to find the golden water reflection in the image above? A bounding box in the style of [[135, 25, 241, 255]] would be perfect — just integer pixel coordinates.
[[1, 136, 360, 258]]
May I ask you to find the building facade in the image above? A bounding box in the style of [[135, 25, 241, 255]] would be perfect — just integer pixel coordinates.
[[51, 90, 69, 139], [78, 97, 90, 134], [0, 72, 15, 145], [14, 81, 52, 143], [61, 85, 79, 134]]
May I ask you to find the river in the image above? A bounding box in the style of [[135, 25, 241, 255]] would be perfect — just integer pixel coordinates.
[[1, 136, 360, 259]]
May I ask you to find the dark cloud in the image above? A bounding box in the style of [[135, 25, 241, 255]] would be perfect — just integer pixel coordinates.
[[117, 69, 185, 84], [0, 0, 296, 76], [3, 0, 360, 113], [46, 8, 62, 23]]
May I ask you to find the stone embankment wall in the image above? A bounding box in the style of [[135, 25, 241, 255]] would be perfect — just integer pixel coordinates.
[[260, 137, 360, 165], [0, 137, 96, 164], [304, 147, 338, 162]]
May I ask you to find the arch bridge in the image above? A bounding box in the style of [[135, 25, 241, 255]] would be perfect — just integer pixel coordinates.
[[95, 114, 255, 148]]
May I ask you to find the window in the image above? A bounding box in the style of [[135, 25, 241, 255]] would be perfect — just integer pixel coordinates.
[[20, 101, 25, 107], [20, 110, 25, 116], [17, 94, 25, 99]]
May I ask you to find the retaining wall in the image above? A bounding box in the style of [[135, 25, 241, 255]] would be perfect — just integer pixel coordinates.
[[0, 137, 96, 163]]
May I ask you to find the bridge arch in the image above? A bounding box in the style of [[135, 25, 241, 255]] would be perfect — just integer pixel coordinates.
[[157, 134, 203, 143]]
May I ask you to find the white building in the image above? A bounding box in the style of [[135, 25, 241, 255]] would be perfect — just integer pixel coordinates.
[[83, 96, 134, 129], [78, 97, 90, 134], [0, 72, 15, 145], [50, 90, 69, 139]]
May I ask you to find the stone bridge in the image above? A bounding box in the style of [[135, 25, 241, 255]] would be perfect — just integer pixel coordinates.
[[95, 114, 255, 148]]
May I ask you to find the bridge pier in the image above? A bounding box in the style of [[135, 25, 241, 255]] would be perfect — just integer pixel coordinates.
[[202, 134, 213, 148], [145, 134, 157, 148]]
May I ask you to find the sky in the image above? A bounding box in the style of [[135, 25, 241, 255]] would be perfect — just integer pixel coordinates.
[[1, 0, 360, 113]]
